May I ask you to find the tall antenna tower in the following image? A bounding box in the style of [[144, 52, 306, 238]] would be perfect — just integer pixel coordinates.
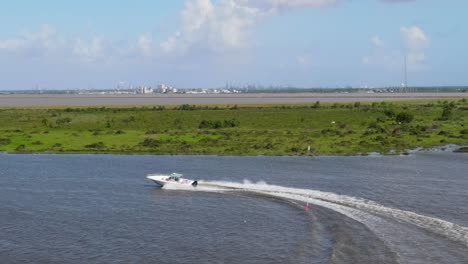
[[404, 54, 408, 90]]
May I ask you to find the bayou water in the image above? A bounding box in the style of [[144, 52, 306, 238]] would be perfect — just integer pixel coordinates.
[[1, 152, 467, 263]]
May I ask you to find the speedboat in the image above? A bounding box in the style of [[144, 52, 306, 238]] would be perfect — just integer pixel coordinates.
[[146, 173, 198, 187]]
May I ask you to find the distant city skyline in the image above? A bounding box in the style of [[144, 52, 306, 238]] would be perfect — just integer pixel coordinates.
[[1, 0, 468, 90]]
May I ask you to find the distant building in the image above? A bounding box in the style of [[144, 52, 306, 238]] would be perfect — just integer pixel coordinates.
[[158, 84, 177, 94], [136, 86, 153, 94]]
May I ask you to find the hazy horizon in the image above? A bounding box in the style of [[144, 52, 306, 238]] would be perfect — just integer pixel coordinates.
[[1, 0, 468, 89]]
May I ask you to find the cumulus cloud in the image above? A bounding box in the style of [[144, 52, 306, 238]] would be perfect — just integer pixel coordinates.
[[0, 25, 111, 62], [400, 26, 428, 65], [159, 0, 341, 55], [0, 0, 418, 62], [137, 33, 154, 57], [158, 0, 414, 56], [234, 0, 338, 10], [158, 0, 263, 55], [0, 24, 64, 57], [400, 26, 427, 49], [362, 25, 428, 70], [73, 37, 106, 61]]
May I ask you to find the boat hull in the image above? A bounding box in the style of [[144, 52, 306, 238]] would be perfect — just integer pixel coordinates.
[[146, 175, 198, 187]]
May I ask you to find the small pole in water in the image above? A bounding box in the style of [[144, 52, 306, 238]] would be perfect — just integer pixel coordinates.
[[305, 202, 310, 211]]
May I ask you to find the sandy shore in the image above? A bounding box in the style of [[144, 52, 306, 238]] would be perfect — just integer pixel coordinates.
[[0, 93, 466, 107]]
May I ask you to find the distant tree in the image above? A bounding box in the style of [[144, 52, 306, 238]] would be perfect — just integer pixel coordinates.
[[383, 109, 395, 118], [439, 106, 453, 120], [396, 112, 414, 123]]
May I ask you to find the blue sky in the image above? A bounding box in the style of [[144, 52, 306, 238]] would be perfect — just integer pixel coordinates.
[[0, 0, 467, 89]]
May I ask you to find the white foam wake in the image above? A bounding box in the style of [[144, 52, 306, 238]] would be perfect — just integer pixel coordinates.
[[199, 180, 468, 248]]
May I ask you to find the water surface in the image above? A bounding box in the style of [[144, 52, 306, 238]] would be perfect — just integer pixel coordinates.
[[0, 152, 467, 263]]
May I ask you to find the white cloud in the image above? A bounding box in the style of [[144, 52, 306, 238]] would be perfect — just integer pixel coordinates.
[[400, 26, 428, 65], [160, 0, 339, 55], [234, 0, 338, 10], [400, 26, 427, 50], [137, 33, 154, 57], [182, 0, 215, 34], [363, 26, 428, 70], [159, 0, 263, 55], [0, 25, 109, 62], [0, 24, 63, 56], [73, 37, 105, 60]]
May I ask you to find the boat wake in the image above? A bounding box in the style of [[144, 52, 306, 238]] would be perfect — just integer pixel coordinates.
[[189, 180, 468, 264]]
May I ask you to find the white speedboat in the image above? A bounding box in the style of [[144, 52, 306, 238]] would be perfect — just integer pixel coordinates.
[[146, 173, 198, 187]]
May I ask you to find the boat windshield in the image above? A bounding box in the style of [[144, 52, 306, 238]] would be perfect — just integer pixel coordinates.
[[168, 173, 183, 181]]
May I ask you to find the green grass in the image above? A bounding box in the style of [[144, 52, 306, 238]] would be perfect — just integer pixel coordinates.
[[0, 99, 467, 155]]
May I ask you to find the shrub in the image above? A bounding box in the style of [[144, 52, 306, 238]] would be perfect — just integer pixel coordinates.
[[375, 135, 389, 145], [223, 119, 240, 128], [290, 147, 300, 153], [177, 104, 197, 111], [438, 130, 448, 136], [153, 106, 166, 111], [0, 138, 11, 145], [122, 116, 136, 124], [383, 109, 395, 118], [311, 101, 320, 109], [396, 112, 414, 123], [140, 138, 161, 148], [85, 142, 105, 149], [199, 119, 240, 129], [15, 145, 26, 151], [145, 130, 157, 135], [56, 117, 72, 126], [42, 118, 50, 127], [439, 106, 453, 120]]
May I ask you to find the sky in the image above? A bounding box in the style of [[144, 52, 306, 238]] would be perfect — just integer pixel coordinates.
[[0, 0, 467, 89]]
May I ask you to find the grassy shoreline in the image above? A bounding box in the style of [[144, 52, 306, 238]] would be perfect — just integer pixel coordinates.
[[1, 99, 467, 156]]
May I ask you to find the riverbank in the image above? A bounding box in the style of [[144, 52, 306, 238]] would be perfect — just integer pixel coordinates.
[[0, 99, 467, 155]]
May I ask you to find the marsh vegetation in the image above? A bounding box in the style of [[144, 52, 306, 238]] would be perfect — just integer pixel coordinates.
[[0, 99, 467, 155]]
